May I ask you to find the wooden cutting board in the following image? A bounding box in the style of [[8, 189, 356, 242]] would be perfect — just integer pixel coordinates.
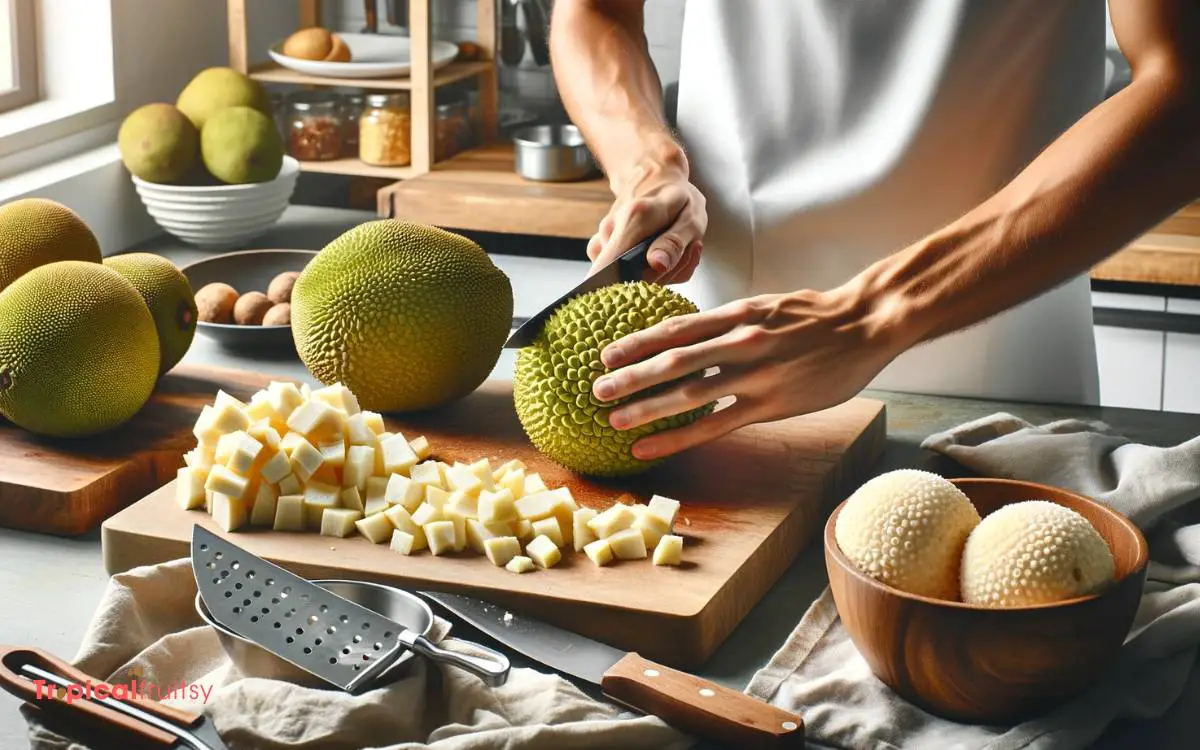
[[0, 365, 283, 536], [102, 369, 885, 668]]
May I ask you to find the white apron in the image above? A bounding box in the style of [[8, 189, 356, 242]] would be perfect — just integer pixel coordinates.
[[674, 0, 1106, 405]]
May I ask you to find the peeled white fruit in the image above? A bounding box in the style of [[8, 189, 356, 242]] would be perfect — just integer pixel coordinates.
[[652, 535, 683, 566], [584, 538, 613, 567], [273, 495, 305, 531], [484, 536, 521, 567], [506, 555, 535, 574], [321, 508, 363, 538], [961, 500, 1116, 607], [834, 469, 980, 600], [526, 535, 561, 568]]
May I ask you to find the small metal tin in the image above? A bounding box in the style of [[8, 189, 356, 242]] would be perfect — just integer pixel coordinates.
[[512, 124, 597, 182]]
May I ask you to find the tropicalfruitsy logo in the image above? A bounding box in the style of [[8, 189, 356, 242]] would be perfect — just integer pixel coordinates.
[[32, 665, 213, 704]]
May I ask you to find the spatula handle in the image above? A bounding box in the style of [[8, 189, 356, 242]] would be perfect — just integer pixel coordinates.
[[601, 653, 805, 749], [402, 632, 512, 687]]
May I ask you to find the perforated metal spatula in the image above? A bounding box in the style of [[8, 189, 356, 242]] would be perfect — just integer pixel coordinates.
[[191, 526, 510, 693]]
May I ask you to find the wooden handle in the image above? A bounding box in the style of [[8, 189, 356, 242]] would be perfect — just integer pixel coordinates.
[[0, 645, 200, 747], [601, 653, 805, 749]]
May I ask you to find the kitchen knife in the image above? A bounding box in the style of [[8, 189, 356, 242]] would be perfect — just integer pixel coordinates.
[[419, 590, 805, 749], [503, 232, 660, 349]]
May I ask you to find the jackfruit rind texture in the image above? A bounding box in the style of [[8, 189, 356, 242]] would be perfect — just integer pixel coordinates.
[[0, 198, 101, 295], [834, 469, 981, 600], [103, 253, 197, 375], [0, 261, 160, 437], [960, 500, 1116, 607], [513, 281, 714, 476], [291, 220, 513, 413]]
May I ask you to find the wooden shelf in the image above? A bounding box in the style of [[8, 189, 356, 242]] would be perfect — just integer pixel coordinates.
[[249, 60, 493, 91], [376, 143, 613, 237], [296, 157, 417, 180]]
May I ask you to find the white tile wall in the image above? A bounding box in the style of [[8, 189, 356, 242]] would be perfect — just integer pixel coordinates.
[[1164, 298, 1200, 414], [331, 0, 685, 111], [1092, 292, 1166, 411]]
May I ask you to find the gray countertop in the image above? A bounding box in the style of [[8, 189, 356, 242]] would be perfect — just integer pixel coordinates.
[[2, 206, 1197, 748]]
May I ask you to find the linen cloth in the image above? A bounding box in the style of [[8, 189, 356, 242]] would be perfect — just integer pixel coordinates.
[[23, 557, 692, 750], [746, 413, 1200, 750]]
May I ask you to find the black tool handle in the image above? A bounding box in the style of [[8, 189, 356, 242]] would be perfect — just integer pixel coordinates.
[[617, 231, 664, 282]]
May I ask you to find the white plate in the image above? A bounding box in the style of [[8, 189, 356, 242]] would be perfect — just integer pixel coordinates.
[[268, 33, 460, 79]]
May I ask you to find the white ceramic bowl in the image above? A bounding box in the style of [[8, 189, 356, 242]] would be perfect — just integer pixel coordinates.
[[132, 157, 300, 250]]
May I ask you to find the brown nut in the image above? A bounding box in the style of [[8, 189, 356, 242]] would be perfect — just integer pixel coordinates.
[[233, 291, 274, 325], [262, 302, 291, 326], [195, 282, 239, 324], [267, 271, 300, 304]]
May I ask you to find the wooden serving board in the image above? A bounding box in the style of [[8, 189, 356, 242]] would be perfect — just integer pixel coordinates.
[[0, 365, 283, 536], [103, 369, 885, 667]]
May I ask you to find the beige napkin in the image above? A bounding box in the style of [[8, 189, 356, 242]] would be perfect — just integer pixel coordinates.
[[23, 558, 693, 750], [745, 413, 1200, 750]]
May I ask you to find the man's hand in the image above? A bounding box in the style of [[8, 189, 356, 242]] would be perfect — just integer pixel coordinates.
[[588, 146, 707, 284], [590, 285, 906, 460]]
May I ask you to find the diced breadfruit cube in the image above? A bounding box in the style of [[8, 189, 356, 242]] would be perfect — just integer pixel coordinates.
[[205, 465, 249, 501], [183, 447, 215, 471], [380, 434, 419, 476], [633, 512, 671, 550], [176, 467, 208, 510], [362, 411, 386, 435], [212, 493, 248, 532], [383, 505, 429, 551], [214, 390, 247, 412], [193, 400, 249, 442], [318, 440, 346, 469], [652, 535, 684, 566], [286, 399, 341, 442], [244, 393, 279, 426], [277, 473, 302, 496], [523, 474, 547, 495], [344, 413, 377, 447], [389, 529, 416, 555], [525, 535, 562, 569], [363, 476, 389, 515], [289, 439, 324, 482], [552, 487, 578, 510], [573, 508, 598, 551], [648, 495, 681, 530], [273, 495, 306, 531], [466, 518, 503, 554], [423, 485, 451, 512], [311, 383, 361, 416], [408, 435, 431, 460], [514, 491, 558, 522], [410, 461, 446, 489], [213, 431, 242, 465], [448, 489, 478, 518], [512, 519, 534, 543], [260, 450, 292, 485], [531, 517, 564, 548], [607, 528, 648, 560], [355, 512, 395, 543], [278, 431, 307, 457], [343, 445, 375, 492], [448, 512, 467, 552], [499, 469, 526, 500], [484, 536, 521, 567], [505, 555, 535, 574], [491, 459, 525, 482], [410, 501, 443, 526], [584, 538, 614, 567], [587, 504, 635, 539], [227, 433, 265, 477], [321, 508, 363, 538], [424, 521, 457, 556], [385, 474, 424, 512], [246, 419, 281, 451], [340, 486, 364, 512], [267, 382, 305, 421], [446, 463, 482, 494], [478, 488, 518, 525], [249, 483, 279, 526], [468, 459, 496, 491], [303, 481, 341, 529]]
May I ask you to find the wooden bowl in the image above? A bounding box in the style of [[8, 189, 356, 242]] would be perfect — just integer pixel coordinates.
[[824, 477, 1148, 724], [180, 249, 315, 354]]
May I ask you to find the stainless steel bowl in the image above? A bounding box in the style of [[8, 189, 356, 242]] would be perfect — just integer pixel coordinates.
[[196, 579, 430, 688], [512, 124, 597, 182]]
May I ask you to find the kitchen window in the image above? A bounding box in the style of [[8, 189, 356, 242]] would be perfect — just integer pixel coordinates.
[[0, 0, 37, 115]]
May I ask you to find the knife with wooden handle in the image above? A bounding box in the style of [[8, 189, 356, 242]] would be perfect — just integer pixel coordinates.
[[419, 591, 804, 749]]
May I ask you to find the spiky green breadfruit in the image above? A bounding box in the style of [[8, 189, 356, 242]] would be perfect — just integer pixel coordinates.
[[292, 220, 513, 412], [103, 253, 197, 375], [513, 281, 714, 476], [0, 261, 160, 437]]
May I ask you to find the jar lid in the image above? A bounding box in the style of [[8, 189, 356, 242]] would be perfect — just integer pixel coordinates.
[[366, 92, 410, 108]]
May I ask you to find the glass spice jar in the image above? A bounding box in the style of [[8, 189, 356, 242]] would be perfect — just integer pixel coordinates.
[[435, 99, 472, 162], [340, 92, 365, 157], [359, 92, 412, 167], [287, 93, 343, 161]]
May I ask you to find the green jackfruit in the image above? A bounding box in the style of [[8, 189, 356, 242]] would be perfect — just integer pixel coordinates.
[[513, 281, 714, 476], [0, 198, 101, 295], [104, 253, 197, 375]]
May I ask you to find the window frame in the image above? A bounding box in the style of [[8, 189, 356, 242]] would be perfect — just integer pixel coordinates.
[[0, 0, 39, 115]]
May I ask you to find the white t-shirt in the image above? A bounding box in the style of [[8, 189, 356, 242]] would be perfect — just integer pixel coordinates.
[[674, 0, 1106, 404]]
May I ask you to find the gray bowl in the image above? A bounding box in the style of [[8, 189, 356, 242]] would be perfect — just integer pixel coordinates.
[[180, 249, 315, 354], [512, 124, 598, 182], [196, 579, 431, 688]]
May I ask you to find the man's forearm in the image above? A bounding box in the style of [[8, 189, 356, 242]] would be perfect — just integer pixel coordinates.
[[854, 14, 1200, 354], [549, 0, 685, 191]]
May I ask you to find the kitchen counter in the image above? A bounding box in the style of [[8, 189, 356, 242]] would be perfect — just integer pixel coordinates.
[[2, 205, 1198, 748]]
